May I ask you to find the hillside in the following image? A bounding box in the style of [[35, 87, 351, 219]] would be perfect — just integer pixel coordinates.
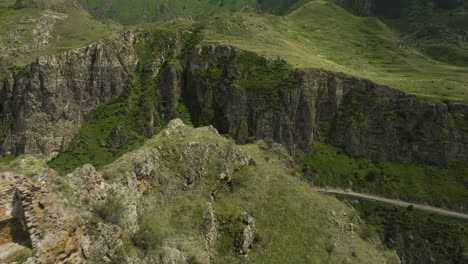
[[0, 120, 400, 263], [78, 0, 310, 24], [0, 0, 467, 263], [333, 0, 468, 67], [202, 0, 468, 103]]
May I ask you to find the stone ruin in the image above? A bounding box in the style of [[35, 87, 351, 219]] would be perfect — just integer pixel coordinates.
[[0, 173, 43, 258]]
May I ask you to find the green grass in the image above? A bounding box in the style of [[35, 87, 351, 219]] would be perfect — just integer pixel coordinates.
[[346, 199, 468, 264], [382, 0, 468, 67], [298, 142, 468, 211], [78, 0, 312, 25], [202, 1, 468, 103], [2, 248, 36, 264], [79, 0, 255, 24], [0, 154, 47, 178]]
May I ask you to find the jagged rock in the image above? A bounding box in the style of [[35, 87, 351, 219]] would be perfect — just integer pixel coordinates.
[[202, 202, 218, 250], [257, 140, 295, 168], [237, 213, 257, 257], [68, 164, 107, 203], [159, 247, 188, 264], [2, 31, 467, 167], [82, 222, 123, 260]]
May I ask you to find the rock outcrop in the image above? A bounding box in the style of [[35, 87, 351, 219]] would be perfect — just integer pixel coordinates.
[[237, 212, 257, 258], [1, 120, 400, 263], [64, 119, 250, 262]]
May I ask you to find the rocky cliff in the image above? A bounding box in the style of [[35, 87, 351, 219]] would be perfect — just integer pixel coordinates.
[[1, 27, 467, 168], [0, 31, 138, 160], [176, 45, 468, 166]]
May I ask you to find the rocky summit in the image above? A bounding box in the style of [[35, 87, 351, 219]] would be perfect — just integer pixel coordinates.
[[0, 0, 467, 263]]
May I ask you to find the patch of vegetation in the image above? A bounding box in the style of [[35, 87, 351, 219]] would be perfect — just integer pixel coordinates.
[[210, 143, 399, 263], [0, 155, 46, 178], [130, 193, 207, 259], [93, 198, 123, 225], [235, 51, 299, 108], [382, 0, 468, 67], [346, 199, 468, 264], [298, 142, 468, 211], [3, 248, 36, 264]]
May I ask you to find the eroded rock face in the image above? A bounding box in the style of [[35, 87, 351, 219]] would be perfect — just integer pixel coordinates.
[[237, 213, 257, 258], [0, 31, 138, 160], [178, 45, 468, 166]]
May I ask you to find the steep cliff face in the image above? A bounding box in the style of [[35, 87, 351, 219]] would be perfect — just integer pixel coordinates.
[[2, 28, 467, 168], [178, 45, 468, 166], [0, 31, 138, 160]]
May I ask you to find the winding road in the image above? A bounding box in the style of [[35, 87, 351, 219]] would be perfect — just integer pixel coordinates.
[[314, 188, 468, 222]]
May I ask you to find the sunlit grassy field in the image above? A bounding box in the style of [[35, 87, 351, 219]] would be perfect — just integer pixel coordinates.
[[203, 1, 468, 103]]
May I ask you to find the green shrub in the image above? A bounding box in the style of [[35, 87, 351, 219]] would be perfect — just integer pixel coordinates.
[[131, 221, 167, 250], [93, 198, 123, 225], [3, 248, 35, 263]]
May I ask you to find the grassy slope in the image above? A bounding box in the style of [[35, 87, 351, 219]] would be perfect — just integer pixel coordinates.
[[0, 1, 121, 66], [298, 142, 468, 211], [203, 0, 468, 103], [78, 0, 313, 24], [382, 0, 468, 67], [79, 0, 255, 24]]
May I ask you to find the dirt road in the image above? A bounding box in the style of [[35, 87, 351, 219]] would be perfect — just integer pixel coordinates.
[[314, 188, 468, 222]]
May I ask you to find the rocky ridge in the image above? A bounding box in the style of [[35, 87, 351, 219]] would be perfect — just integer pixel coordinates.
[[0, 119, 397, 263]]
